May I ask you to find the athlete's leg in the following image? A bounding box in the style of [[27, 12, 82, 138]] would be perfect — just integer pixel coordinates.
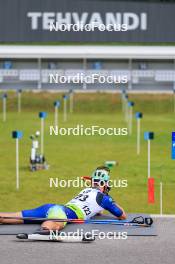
[[41, 205, 67, 231], [0, 204, 56, 224], [0, 212, 23, 224]]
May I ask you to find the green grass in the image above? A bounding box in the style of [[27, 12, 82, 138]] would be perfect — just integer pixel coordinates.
[[0, 91, 175, 214]]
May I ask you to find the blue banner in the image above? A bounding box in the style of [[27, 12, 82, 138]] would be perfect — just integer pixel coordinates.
[[172, 132, 175, 159]]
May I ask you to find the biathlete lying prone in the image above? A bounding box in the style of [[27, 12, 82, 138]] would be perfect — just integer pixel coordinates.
[[0, 166, 126, 232]]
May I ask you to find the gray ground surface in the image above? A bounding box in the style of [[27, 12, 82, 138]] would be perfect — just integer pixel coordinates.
[[0, 218, 174, 264]]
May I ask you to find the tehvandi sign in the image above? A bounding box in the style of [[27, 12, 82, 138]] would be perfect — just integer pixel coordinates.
[[27, 12, 147, 31], [0, 0, 175, 42]]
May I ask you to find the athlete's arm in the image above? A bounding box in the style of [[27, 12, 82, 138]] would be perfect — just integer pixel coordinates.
[[96, 193, 126, 220], [113, 204, 126, 220]]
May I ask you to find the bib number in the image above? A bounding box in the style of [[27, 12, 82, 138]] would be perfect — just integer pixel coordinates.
[[82, 206, 91, 216], [75, 193, 89, 202], [74, 190, 92, 215]]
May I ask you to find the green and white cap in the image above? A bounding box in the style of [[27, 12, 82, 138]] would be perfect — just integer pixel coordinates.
[[91, 168, 110, 182]]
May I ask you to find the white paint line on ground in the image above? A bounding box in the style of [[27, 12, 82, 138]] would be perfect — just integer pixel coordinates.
[[151, 214, 175, 218]]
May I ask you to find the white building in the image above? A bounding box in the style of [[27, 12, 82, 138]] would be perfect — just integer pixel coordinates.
[[0, 45, 175, 92]]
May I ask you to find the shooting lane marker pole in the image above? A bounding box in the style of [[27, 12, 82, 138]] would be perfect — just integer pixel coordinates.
[[12, 131, 23, 190], [69, 89, 74, 113], [144, 132, 155, 204], [124, 94, 129, 122], [121, 90, 126, 114], [54, 101, 60, 128], [17, 89, 22, 113], [160, 182, 163, 216], [2, 93, 7, 122], [63, 94, 68, 122], [128, 101, 134, 135], [39, 112, 47, 156], [135, 112, 143, 155]]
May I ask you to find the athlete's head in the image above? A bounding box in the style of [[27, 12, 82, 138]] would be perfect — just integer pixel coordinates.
[[91, 166, 111, 194]]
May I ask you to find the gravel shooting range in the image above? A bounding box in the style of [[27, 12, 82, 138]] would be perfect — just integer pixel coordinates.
[[0, 1, 175, 264]]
